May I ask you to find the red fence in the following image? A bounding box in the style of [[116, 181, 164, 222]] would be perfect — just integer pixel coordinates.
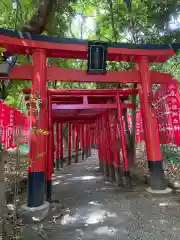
[[0, 101, 29, 151], [127, 110, 144, 143], [0, 82, 180, 150], [155, 81, 180, 146], [130, 81, 180, 145]]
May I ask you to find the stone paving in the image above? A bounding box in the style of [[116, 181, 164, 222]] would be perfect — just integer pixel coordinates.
[[42, 150, 180, 240]]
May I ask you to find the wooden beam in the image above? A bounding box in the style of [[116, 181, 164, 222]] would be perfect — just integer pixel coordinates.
[[0, 64, 176, 86], [0, 29, 174, 61], [52, 103, 136, 110]]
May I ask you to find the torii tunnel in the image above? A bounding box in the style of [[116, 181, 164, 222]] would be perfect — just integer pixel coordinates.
[[0, 27, 176, 209]]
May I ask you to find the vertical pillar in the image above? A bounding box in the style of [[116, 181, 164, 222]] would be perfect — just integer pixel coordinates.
[[0, 140, 5, 238], [67, 123, 72, 165], [52, 123, 55, 170], [100, 117, 106, 176], [101, 115, 109, 179], [46, 95, 53, 201], [105, 114, 116, 182], [72, 124, 75, 152], [86, 126, 90, 157], [117, 95, 131, 188], [138, 57, 166, 190], [114, 121, 122, 185], [88, 126, 92, 157], [28, 49, 47, 207], [74, 124, 79, 163], [60, 122, 64, 168], [84, 124, 88, 158], [80, 124, 85, 160], [55, 122, 60, 170], [92, 128, 95, 148], [109, 111, 121, 185], [97, 119, 104, 172]]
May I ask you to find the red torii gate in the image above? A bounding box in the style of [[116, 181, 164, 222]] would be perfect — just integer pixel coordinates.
[[0, 27, 175, 209], [47, 88, 138, 200], [24, 88, 138, 200]]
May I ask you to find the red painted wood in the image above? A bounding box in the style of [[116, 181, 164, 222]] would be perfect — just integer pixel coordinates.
[[59, 123, 63, 159], [51, 95, 129, 101], [51, 103, 136, 110], [48, 88, 138, 95], [72, 124, 75, 151], [74, 124, 79, 155], [52, 116, 97, 121], [109, 111, 121, 168], [68, 123, 72, 164], [55, 122, 59, 160], [3, 65, 176, 85], [0, 35, 174, 61], [104, 114, 114, 165], [48, 67, 140, 83], [29, 50, 47, 173], [80, 124, 85, 154], [138, 57, 162, 161], [84, 124, 87, 154], [116, 96, 129, 171], [101, 116, 108, 166], [24, 87, 138, 95], [47, 95, 53, 180]]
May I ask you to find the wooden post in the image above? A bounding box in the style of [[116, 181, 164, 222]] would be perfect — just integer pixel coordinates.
[[28, 49, 47, 207], [138, 57, 166, 190], [67, 123, 72, 165]]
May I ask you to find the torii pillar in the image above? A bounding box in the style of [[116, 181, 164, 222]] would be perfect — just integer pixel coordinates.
[[137, 57, 169, 192], [27, 49, 49, 210]]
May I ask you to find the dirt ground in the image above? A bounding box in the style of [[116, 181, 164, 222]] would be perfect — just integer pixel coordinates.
[[38, 149, 180, 240]]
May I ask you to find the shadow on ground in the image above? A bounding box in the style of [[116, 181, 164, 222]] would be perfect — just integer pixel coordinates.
[[41, 150, 180, 240]]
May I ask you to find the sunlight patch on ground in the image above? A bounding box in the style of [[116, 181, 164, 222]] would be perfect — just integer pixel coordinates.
[[160, 219, 169, 224], [67, 175, 102, 182], [85, 209, 117, 225], [159, 201, 178, 207], [52, 180, 62, 185], [95, 187, 115, 192], [85, 166, 99, 171], [85, 211, 105, 224], [88, 201, 102, 207], [94, 226, 119, 236], [61, 214, 78, 225], [59, 208, 117, 227], [159, 202, 169, 207], [52, 173, 72, 180], [76, 229, 84, 236], [81, 176, 96, 180], [7, 204, 15, 211]]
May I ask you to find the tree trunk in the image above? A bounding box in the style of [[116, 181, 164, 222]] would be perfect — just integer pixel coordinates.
[[0, 0, 57, 99], [22, 0, 56, 34]]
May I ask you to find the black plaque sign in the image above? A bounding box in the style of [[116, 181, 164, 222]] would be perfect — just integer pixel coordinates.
[[87, 41, 107, 74]]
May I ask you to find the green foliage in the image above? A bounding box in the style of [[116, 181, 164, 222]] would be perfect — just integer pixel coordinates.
[[0, 46, 6, 63], [162, 51, 180, 81], [0, 0, 36, 30], [161, 144, 180, 165], [4, 82, 29, 113]]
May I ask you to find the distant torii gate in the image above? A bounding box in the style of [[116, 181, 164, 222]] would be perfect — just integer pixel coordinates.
[[0, 27, 175, 209]]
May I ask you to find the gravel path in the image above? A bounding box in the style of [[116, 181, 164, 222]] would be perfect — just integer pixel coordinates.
[[41, 149, 180, 240]]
